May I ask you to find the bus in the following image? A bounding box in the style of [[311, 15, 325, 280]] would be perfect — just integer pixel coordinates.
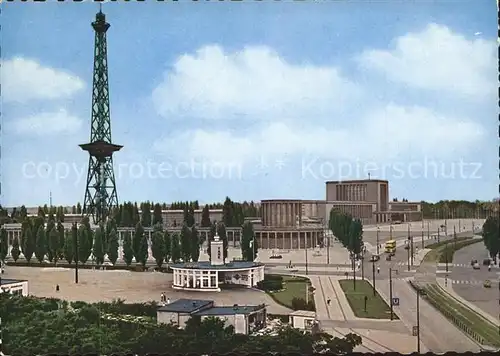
[[385, 240, 396, 254]]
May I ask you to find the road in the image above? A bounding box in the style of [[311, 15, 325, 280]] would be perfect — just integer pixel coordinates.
[[377, 279, 481, 353], [444, 241, 499, 320]]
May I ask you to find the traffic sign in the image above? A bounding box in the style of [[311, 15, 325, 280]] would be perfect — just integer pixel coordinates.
[[412, 326, 419, 336], [392, 297, 400, 306]]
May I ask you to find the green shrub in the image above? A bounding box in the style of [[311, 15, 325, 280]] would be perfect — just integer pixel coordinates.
[[291, 297, 314, 311], [256, 275, 284, 291]]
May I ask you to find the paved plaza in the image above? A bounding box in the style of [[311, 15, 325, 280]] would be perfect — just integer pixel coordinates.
[[2, 266, 291, 314]]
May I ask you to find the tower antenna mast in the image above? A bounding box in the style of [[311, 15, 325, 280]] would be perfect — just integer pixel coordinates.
[[80, 10, 122, 225]]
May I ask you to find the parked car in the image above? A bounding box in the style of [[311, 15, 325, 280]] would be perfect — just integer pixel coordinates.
[[370, 255, 380, 262], [473, 263, 480, 270], [470, 259, 478, 266], [483, 259, 492, 266]]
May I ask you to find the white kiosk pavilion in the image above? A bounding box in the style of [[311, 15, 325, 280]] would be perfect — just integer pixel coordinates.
[[170, 234, 265, 292]]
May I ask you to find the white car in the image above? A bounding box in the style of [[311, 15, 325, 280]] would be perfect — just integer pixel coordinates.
[[473, 263, 480, 270]]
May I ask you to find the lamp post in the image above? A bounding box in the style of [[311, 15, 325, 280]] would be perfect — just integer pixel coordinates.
[[426, 221, 430, 247], [376, 226, 380, 256], [305, 239, 309, 275], [453, 225, 457, 250], [409, 223, 414, 267], [437, 228, 440, 243], [445, 239, 449, 273], [372, 261, 376, 296], [74, 223, 79, 284], [407, 236, 411, 272], [416, 288, 426, 353], [389, 268, 398, 320]]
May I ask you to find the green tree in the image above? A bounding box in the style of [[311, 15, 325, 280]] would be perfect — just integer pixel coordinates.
[[35, 225, 47, 263], [107, 228, 119, 265], [241, 222, 258, 261], [180, 224, 191, 262], [153, 203, 163, 226], [93, 226, 105, 265], [207, 221, 217, 259], [482, 216, 499, 258], [190, 226, 200, 262], [222, 197, 233, 227], [171, 232, 181, 263], [217, 222, 228, 262], [164, 230, 172, 264], [76, 202, 82, 214], [57, 222, 65, 260], [200, 205, 211, 228], [77, 225, 92, 264], [0, 228, 8, 262], [141, 202, 152, 227], [151, 230, 165, 268], [63, 229, 74, 264], [11, 236, 20, 262], [23, 224, 35, 263], [133, 222, 145, 262], [122, 231, 134, 266], [104, 218, 117, 254], [48, 227, 60, 264]]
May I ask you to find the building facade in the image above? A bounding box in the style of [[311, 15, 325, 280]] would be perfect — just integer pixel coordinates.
[[170, 235, 265, 292], [0, 279, 29, 296], [157, 298, 266, 335]]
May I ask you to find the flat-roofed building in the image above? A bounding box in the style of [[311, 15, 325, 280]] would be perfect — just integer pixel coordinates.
[[157, 298, 266, 335]]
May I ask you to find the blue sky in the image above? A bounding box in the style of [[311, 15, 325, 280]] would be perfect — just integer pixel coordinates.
[[2, 0, 498, 207]]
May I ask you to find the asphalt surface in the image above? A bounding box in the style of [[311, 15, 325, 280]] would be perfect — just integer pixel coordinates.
[[446, 241, 499, 320]]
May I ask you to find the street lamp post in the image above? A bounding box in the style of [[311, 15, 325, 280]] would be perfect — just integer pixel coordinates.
[[427, 221, 430, 246], [416, 288, 426, 353], [305, 240, 309, 275], [376, 226, 380, 256], [445, 239, 449, 272], [372, 261, 376, 296], [453, 225, 457, 250], [409, 223, 414, 267], [437, 228, 440, 243], [389, 268, 398, 321], [407, 237, 411, 272]]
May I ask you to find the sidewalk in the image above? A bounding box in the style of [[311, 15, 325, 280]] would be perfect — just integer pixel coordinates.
[[436, 277, 499, 327]]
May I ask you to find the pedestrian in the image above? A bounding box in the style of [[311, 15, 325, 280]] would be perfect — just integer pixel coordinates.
[[327, 298, 331, 305], [166, 297, 170, 304], [377, 266, 380, 274], [160, 293, 165, 302], [55, 284, 60, 292]]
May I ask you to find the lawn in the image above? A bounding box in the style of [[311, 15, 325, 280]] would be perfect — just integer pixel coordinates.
[[419, 283, 500, 347], [339, 279, 397, 319], [422, 237, 482, 263], [268, 275, 315, 310]]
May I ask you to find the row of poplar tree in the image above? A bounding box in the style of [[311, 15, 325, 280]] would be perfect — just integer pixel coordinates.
[[328, 209, 364, 258], [0, 205, 259, 267]]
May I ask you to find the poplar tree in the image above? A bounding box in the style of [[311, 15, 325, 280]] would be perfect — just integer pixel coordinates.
[[35, 225, 47, 263], [122, 232, 134, 266], [107, 228, 119, 265]]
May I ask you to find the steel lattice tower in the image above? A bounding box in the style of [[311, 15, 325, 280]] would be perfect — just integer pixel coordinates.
[[80, 9, 122, 225]]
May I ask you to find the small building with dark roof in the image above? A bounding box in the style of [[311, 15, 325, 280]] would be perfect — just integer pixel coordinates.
[[170, 234, 265, 292], [0, 278, 29, 296], [157, 298, 266, 335]]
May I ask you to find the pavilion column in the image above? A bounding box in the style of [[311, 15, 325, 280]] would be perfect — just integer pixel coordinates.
[[215, 272, 219, 290]]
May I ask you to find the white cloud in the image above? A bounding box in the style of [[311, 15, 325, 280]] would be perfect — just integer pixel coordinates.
[[2, 57, 85, 103], [154, 104, 485, 163], [152, 45, 360, 121], [10, 108, 83, 136], [357, 23, 496, 97]]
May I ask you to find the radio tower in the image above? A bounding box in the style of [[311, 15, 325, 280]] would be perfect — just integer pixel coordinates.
[[80, 8, 122, 225]]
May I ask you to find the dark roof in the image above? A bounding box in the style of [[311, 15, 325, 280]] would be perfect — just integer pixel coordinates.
[[157, 299, 213, 313], [170, 261, 262, 270], [1, 278, 27, 285], [193, 305, 263, 316]]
